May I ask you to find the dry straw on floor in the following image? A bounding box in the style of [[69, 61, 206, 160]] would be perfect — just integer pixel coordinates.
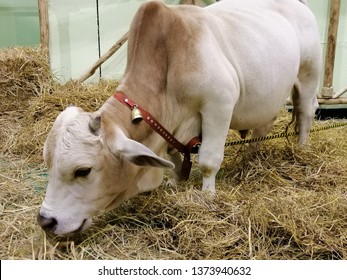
[[1, 47, 346, 260], [0, 47, 53, 111]]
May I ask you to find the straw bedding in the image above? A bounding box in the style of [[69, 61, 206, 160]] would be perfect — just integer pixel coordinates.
[[1, 47, 346, 260]]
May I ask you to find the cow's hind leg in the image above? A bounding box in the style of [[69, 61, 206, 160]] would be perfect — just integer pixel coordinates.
[[292, 63, 320, 145]]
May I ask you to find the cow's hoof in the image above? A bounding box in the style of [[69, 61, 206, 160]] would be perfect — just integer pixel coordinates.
[[202, 188, 216, 197], [164, 178, 177, 188]]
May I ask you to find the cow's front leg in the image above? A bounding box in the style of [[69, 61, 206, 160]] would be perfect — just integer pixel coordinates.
[[198, 100, 234, 194]]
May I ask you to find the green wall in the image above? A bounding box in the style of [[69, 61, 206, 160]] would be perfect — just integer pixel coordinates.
[[0, 0, 346, 95], [0, 0, 40, 47]]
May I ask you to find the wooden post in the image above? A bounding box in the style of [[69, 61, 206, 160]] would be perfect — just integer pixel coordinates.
[[38, 0, 50, 61], [322, 0, 341, 98]]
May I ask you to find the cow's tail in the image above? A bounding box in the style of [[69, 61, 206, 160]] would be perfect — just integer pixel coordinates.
[[298, 0, 308, 5]]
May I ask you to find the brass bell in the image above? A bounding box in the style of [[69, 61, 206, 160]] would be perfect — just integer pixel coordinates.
[[131, 105, 143, 123]]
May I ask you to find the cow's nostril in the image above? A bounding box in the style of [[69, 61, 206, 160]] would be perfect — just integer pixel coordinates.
[[37, 214, 58, 231]]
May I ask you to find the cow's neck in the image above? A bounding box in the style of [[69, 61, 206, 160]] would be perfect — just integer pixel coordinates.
[[100, 92, 171, 157], [101, 96, 149, 141], [116, 2, 176, 115], [116, 65, 167, 121], [114, 58, 169, 146], [101, 3, 192, 150], [115, 39, 168, 118]]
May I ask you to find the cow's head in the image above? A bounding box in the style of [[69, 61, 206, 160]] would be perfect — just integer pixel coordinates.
[[37, 106, 174, 235]]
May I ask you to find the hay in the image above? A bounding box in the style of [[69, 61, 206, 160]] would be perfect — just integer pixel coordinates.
[[12, 80, 118, 160], [0, 47, 54, 112], [0, 47, 118, 158], [0, 47, 53, 156], [1, 47, 347, 260]]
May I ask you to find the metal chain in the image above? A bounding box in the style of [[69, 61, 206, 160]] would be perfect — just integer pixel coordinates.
[[225, 121, 347, 147]]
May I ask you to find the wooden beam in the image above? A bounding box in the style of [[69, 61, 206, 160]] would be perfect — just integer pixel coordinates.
[[286, 98, 347, 106], [78, 32, 128, 83], [38, 0, 50, 61], [333, 86, 347, 99], [318, 97, 347, 105], [322, 0, 341, 98]]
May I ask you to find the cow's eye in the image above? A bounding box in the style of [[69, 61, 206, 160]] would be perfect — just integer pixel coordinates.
[[74, 168, 91, 178]]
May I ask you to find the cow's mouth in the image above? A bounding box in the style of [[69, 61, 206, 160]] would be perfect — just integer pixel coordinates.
[[52, 218, 92, 236], [57, 219, 90, 236], [71, 219, 88, 234], [104, 191, 126, 212]]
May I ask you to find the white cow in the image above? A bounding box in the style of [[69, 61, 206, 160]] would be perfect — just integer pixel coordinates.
[[38, 0, 321, 234]]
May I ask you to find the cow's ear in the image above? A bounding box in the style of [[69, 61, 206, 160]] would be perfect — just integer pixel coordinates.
[[111, 128, 174, 169], [120, 139, 175, 169], [88, 115, 101, 135]]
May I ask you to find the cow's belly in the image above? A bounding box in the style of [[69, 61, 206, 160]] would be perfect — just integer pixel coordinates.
[[228, 42, 298, 130], [229, 92, 290, 130], [229, 54, 297, 130]]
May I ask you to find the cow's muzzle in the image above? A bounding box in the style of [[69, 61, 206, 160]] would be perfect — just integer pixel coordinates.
[[37, 213, 89, 235]]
